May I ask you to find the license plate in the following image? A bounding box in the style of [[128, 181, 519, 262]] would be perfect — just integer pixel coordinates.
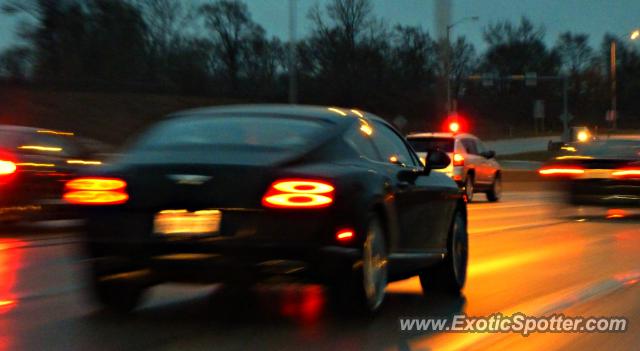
[[154, 209, 221, 235]]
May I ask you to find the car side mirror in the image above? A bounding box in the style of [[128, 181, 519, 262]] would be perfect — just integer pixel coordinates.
[[424, 150, 451, 175], [481, 150, 496, 159]]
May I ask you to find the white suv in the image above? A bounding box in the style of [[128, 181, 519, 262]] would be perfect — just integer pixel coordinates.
[[407, 132, 502, 202]]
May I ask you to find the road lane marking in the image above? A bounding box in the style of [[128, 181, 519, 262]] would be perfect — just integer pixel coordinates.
[[409, 270, 640, 351]]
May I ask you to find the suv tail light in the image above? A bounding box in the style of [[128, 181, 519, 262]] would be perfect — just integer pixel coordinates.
[[452, 153, 464, 167], [262, 179, 334, 209], [63, 177, 128, 205]]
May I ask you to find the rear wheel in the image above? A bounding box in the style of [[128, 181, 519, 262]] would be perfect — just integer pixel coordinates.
[[331, 214, 388, 314], [486, 173, 502, 202], [464, 175, 474, 203], [419, 209, 468, 295]]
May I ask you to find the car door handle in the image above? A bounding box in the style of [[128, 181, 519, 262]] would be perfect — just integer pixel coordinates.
[[398, 181, 411, 189]]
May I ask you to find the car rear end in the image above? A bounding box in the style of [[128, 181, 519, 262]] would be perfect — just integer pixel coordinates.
[[72, 113, 365, 286], [0, 128, 89, 221], [539, 140, 640, 208]]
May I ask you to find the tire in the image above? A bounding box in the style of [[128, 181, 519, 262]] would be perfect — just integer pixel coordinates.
[[90, 265, 145, 314], [419, 209, 468, 295], [464, 175, 474, 203], [486, 173, 502, 202], [331, 214, 388, 314]]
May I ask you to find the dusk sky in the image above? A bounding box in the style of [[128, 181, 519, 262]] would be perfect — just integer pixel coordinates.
[[1, 0, 639, 52]]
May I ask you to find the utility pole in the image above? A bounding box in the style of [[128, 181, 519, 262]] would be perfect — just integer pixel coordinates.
[[288, 0, 297, 104]]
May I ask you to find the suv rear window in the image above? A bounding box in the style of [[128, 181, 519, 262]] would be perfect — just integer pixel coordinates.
[[133, 115, 332, 150], [407, 137, 454, 153]]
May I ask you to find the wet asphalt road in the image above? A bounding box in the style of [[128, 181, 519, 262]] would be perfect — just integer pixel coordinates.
[[0, 191, 639, 351]]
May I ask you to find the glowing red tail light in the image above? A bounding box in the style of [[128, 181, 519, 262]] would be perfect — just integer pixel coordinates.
[[538, 167, 585, 176], [262, 179, 334, 209], [63, 177, 128, 205], [452, 153, 464, 167], [612, 168, 640, 179], [336, 228, 355, 242], [0, 160, 16, 175]]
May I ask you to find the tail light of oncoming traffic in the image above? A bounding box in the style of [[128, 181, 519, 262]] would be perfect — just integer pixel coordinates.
[[452, 153, 465, 167], [262, 179, 334, 209], [63, 177, 129, 205]]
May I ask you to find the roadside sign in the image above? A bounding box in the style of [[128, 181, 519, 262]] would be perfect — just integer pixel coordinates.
[[482, 73, 494, 87], [534, 100, 545, 119], [525, 72, 537, 86], [605, 110, 617, 122]]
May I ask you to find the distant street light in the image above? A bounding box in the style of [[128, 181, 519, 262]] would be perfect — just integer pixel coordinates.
[[445, 16, 479, 114], [610, 29, 640, 129]]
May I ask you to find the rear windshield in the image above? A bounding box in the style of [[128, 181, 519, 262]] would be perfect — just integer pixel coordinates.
[[407, 137, 454, 153], [132, 115, 332, 150]]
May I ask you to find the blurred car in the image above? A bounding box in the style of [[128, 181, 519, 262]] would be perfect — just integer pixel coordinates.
[[0, 125, 105, 222], [539, 139, 640, 207], [548, 126, 596, 152], [406, 132, 502, 202], [66, 105, 468, 314]]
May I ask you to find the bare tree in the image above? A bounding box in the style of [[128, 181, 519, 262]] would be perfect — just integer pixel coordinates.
[[449, 37, 477, 99], [554, 32, 595, 74], [131, 0, 192, 52], [0, 45, 33, 81], [309, 0, 374, 49], [199, 0, 261, 93]]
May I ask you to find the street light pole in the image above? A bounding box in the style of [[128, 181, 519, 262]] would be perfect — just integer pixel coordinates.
[[445, 16, 478, 114], [609, 29, 639, 130]]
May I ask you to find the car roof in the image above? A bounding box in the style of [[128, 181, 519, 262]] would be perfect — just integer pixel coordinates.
[[406, 132, 477, 139], [169, 104, 387, 126]]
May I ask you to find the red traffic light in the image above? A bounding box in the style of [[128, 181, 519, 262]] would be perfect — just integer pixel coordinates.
[[443, 113, 467, 134]]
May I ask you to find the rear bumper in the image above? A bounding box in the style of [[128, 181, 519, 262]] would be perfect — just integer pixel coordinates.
[[568, 180, 640, 207], [87, 240, 361, 285], [83, 208, 365, 284]]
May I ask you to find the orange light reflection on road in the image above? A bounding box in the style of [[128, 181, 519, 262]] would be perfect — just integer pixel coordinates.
[[0, 239, 23, 351], [0, 240, 22, 313], [606, 209, 627, 219], [279, 285, 325, 325]]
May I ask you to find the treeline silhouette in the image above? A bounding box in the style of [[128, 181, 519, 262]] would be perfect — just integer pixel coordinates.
[[1, 0, 639, 135]]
